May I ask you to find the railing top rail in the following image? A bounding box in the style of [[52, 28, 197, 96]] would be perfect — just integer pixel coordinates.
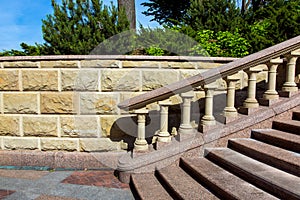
[[118, 35, 300, 110], [0, 55, 236, 62]]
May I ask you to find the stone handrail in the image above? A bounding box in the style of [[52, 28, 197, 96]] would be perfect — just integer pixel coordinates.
[[118, 35, 300, 110]]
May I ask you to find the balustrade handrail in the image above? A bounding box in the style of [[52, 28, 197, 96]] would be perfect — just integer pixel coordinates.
[[118, 35, 300, 110]]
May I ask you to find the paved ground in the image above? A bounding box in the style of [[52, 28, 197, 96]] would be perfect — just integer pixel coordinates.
[[0, 168, 134, 200]]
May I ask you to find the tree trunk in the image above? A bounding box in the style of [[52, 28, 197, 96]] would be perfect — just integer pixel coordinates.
[[118, 0, 136, 30]]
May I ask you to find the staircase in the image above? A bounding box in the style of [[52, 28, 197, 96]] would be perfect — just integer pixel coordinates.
[[130, 111, 300, 199]]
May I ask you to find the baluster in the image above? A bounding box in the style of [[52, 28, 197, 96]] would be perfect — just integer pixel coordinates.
[[239, 67, 262, 114], [260, 58, 283, 105], [223, 75, 239, 120], [281, 50, 300, 96], [134, 108, 149, 151], [178, 91, 194, 138], [200, 84, 216, 131], [157, 100, 172, 142]]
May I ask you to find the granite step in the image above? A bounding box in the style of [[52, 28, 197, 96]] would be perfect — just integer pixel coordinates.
[[272, 119, 300, 135], [251, 129, 300, 153], [181, 157, 278, 200], [130, 173, 172, 200], [157, 164, 218, 200], [228, 138, 300, 176], [205, 148, 300, 200]]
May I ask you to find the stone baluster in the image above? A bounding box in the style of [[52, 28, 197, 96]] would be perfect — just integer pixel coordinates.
[[244, 68, 262, 107], [134, 108, 149, 151], [157, 100, 173, 142], [178, 91, 194, 135], [281, 50, 300, 94], [261, 58, 283, 105], [200, 84, 216, 127], [223, 76, 239, 118]]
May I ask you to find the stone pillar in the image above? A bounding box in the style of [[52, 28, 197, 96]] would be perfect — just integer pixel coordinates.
[[134, 108, 149, 151], [282, 51, 300, 92], [201, 85, 216, 126], [178, 91, 194, 135], [243, 68, 262, 108], [263, 58, 283, 100], [157, 100, 172, 142], [223, 76, 239, 117]]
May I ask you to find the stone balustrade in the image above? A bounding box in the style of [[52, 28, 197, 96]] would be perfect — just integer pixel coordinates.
[[118, 37, 300, 151]]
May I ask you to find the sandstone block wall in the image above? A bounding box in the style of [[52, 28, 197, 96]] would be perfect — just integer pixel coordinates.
[[0, 56, 238, 152]]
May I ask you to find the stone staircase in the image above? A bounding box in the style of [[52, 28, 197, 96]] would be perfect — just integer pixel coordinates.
[[130, 111, 300, 199]]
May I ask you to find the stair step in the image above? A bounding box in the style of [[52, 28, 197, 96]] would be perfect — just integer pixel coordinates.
[[205, 148, 300, 200], [131, 173, 172, 200], [251, 129, 300, 153], [181, 157, 278, 200], [272, 119, 300, 135], [228, 138, 300, 176], [157, 164, 218, 200]]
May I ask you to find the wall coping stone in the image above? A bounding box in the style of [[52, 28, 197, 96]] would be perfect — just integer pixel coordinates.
[[0, 55, 238, 62]]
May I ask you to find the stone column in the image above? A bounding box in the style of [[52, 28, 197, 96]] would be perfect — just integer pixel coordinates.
[[178, 91, 194, 134], [243, 68, 262, 108], [223, 76, 239, 117], [282, 51, 300, 92], [134, 108, 149, 151], [263, 58, 283, 100], [201, 84, 216, 126], [157, 100, 172, 142]]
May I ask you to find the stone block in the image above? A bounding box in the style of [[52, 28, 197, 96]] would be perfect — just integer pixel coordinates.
[[79, 138, 120, 152], [22, 70, 58, 91], [3, 93, 38, 114], [23, 116, 58, 137], [3, 137, 39, 150], [40, 92, 77, 114], [122, 61, 168, 68], [80, 93, 118, 114], [142, 70, 179, 91], [61, 69, 99, 91], [166, 62, 198, 69], [40, 61, 79, 68], [101, 69, 140, 91], [60, 116, 99, 138], [0, 70, 19, 90], [81, 60, 120, 68], [41, 138, 79, 151], [2, 61, 39, 68], [100, 116, 119, 137], [0, 116, 20, 136], [179, 69, 207, 80]]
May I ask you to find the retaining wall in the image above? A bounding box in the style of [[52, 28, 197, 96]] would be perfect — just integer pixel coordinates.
[[0, 56, 240, 152]]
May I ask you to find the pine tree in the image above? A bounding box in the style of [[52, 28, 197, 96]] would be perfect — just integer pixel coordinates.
[[42, 0, 129, 55]]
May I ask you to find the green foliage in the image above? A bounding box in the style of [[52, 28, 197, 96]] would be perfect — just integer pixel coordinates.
[[0, 43, 46, 56], [186, 0, 242, 33], [42, 0, 129, 55], [145, 45, 165, 56], [141, 0, 190, 26], [192, 30, 250, 57]]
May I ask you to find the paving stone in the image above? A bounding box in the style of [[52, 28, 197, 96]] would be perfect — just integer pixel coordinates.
[[61, 171, 129, 189], [0, 190, 15, 199]]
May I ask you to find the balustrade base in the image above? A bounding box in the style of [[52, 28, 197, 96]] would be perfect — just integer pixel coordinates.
[[199, 123, 218, 133], [238, 106, 261, 115], [219, 114, 239, 124], [259, 98, 281, 106], [279, 90, 299, 98], [175, 130, 197, 142], [155, 139, 175, 150]]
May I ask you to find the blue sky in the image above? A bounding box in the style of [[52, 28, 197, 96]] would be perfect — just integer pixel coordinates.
[[0, 0, 159, 51]]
